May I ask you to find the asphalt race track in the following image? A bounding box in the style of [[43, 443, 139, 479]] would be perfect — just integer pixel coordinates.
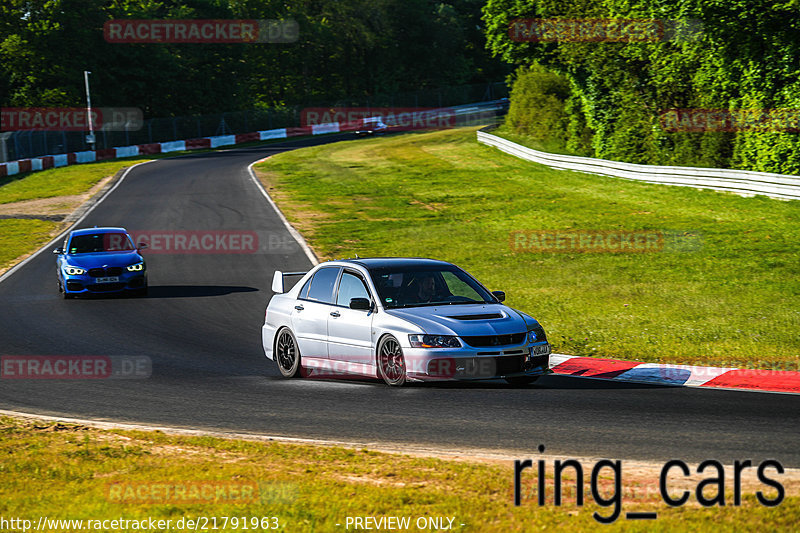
[[1, 135, 799, 467]]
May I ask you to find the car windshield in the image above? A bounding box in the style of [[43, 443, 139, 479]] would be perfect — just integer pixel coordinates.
[[68, 233, 135, 254], [369, 265, 495, 308]]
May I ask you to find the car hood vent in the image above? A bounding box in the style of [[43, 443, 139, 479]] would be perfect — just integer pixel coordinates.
[[446, 313, 504, 320]]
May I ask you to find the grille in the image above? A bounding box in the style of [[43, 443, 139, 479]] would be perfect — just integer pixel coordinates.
[[88, 267, 123, 277], [495, 354, 525, 375], [86, 283, 125, 292], [524, 354, 549, 371], [435, 355, 526, 378], [461, 332, 526, 347]]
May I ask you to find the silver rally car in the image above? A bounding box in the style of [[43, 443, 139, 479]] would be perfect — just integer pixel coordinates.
[[262, 258, 551, 386]]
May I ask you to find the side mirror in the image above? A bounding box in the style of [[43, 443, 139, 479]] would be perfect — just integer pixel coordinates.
[[137, 242, 148, 250], [492, 290, 505, 302], [349, 297, 372, 310], [53, 248, 64, 254]]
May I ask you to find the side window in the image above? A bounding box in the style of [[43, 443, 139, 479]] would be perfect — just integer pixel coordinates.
[[336, 272, 370, 307], [298, 277, 312, 299], [305, 267, 340, 304]]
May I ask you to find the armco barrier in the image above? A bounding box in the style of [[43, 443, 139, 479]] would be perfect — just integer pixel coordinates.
[[477, 129, 800, 201], [0, 125, 328, 179], [0, 101, 507, 179]]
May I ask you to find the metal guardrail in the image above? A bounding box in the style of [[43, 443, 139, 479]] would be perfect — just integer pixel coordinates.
[[0, 101, 511, 178], [1, 82, 509, 162], [477, 129, 800, 201]]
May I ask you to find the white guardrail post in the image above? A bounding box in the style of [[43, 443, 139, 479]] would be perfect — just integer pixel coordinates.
[[476, 129, 800, 201]]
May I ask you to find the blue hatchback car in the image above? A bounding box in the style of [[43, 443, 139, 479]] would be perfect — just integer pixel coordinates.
[[54, 227, 148, 298]]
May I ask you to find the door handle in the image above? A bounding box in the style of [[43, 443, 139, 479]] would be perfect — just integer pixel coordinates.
[[330, 311, 340, 317], [294, 305, 304, 311]]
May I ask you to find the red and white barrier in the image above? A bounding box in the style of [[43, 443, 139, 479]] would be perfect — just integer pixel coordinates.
[[0, 122, 366, 178], [0, 103, 488, 178]]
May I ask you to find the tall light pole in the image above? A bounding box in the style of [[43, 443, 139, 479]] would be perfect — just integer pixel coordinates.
[[84, 70, 95, 149]]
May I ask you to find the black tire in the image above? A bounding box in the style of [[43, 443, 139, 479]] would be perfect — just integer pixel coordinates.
[[135, 285, 148, 297], [377, 335, 406, 386], [275, 328, 301, 378], [504, 375, 540, 386]]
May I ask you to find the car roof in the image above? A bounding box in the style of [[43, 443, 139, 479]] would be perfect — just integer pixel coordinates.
[[70, 227, 128, 236], [333, 257, 455, 270]]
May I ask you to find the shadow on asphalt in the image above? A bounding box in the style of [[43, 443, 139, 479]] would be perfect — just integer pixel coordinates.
[[69, 285, 258, 299], [145, 285, 259, 298], [257, 373, 672, 391]]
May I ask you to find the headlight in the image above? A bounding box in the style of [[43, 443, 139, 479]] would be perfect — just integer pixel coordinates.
[[126, 262, 145, 272], [528, 324, 547, 343], [64, 266, 85, 275], [408, 334, 461, 348]]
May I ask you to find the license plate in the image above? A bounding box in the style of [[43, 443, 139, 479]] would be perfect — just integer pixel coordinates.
[[95, 276, 119, 283], [531, 343, 551, 357]]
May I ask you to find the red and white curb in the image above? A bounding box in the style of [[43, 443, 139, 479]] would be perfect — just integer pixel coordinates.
[[550, 354, 800, 394]]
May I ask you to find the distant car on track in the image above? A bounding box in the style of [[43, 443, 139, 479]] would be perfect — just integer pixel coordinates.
[[54, 227, 148, 298], [262, 257, 551, 386], [354, 116, 389, 136]]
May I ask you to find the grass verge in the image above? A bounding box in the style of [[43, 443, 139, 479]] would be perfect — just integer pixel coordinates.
[[0, 159, 147, 205], [254, 126, 800, 368], [0, 219, 61, 270], [1, 416, 797, 532]]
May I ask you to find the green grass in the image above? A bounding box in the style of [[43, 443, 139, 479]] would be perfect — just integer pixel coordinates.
[[255, 127, 800, 368], [0, 219, 61, 271], [1, 417, 797, 532], [0, 159, 143, 205]]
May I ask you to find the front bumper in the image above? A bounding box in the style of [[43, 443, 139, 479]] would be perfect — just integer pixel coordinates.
[[63, 272, 147, 295], [403, 341, 552, 382]]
